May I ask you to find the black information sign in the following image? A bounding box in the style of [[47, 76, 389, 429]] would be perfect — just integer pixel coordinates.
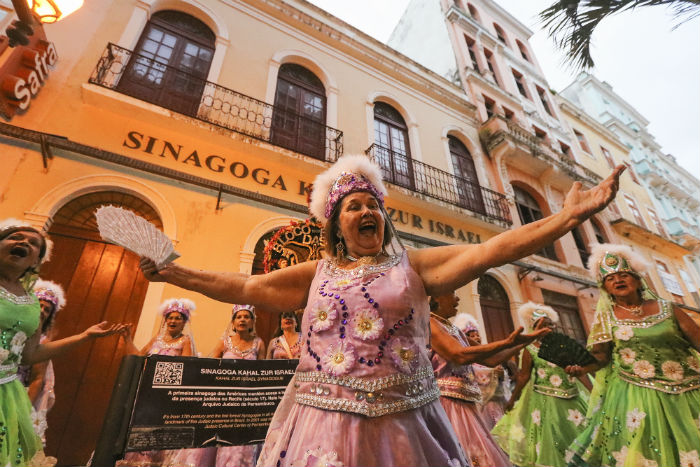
[[124, 355, 296, 451]]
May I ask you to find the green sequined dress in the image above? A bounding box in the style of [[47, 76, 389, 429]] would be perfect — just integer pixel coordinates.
[[491, 345, 589, 467], [0, 287, 45, 466], [569, 300, 700, 467]]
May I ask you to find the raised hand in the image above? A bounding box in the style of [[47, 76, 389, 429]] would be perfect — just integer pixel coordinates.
[[82, 321, 126, 339], [506, 326, 550, 346], [140, 257, 167, 282], [563, 164, 626, 223]]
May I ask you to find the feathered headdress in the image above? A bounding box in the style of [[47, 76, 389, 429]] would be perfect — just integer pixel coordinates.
[[159, 298, 196, 320], [517, 302, 559, 331], [309, 154, 387, 223], [452, 313, 479, 333], [33, 279, 66, 312], [587, 243, 650, 283], [0, 218, 53, 263]]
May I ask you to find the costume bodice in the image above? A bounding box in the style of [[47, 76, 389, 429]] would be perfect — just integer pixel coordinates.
[[269, 334, 302, 359], [609, 300, 699, 394], [430, 318, 481, 403], [223, 336, 263, 360], [527, 345, 580, 399], [148, 334, 189, 356], [294, 253, 438, 417], [0, 287, 40, 384]]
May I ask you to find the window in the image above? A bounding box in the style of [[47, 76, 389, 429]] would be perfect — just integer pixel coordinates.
[[516, 39, 530, 61], [591, 219, 608, 243], [559, 141, 573, 159], [464, 35, 479, 70], [373, 102, 414, 189], [118, 10, 215, 116], [484, 49, 501, 88], [512, 69, 528, 98], [483, 95, 496, 119], [573, 129, 591, 153], [513, 186, 559, 261], [647, 208, 667, 236], [533, 126, 547, 141], [623, 194, 647, 228], [503, 106, 515, 121], [536, 85, 553, 116], [600, 146, 616, 169], [656, 260, 685, 304], [448, 136, 485, 214], [493, 23, 508, 46], [627, 164, 641, 184], [272, 64, 327, 159], [542, 290, 587, 344], [478, 275, 513, 342], [467, 3, 481, 23], [571, 227, 590, 267]]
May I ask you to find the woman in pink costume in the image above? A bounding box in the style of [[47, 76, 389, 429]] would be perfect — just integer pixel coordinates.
[[210, 304, 265, 467], [122, 298, 216, 466], [453, 314, 513, 431], [267, 310, 302, 360], [140, 155, 624, 467], [430, 292, 542, 467]]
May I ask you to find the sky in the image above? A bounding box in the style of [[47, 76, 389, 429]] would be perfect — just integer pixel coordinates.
[[307, 0, 700, 180]]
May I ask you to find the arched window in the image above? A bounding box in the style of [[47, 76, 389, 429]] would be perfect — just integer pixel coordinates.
[[478, 275, 513, 342], [467, 3, 481, 23], [493, 23, 508, 46], [373, 102, 414, 189], [271, 63, 327, 160], [515, 39, 530, 62], [119, 10, 215, 116], [513, 185, 559, 261], [448, 136, 484, 213]]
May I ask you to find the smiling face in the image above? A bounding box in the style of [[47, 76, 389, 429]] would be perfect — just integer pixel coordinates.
[[466, 329, 482, 345], [336, 192, 386, 258], [232, 309, 254, 335], [0, 229, 45, 274], [603, 271, 642, 300], [165, 311, 187, 337], [279, 311, 298, 332]]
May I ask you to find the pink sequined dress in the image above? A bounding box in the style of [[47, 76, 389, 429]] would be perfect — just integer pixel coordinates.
[[431, 319, 512, 467], [124, 335, 218, 467], [214, 335, 264, 467], [257, 253, 468, 467], [268, 335, 302, 360]]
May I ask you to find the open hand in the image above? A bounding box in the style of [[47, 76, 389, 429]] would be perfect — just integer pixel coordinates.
[[506, 326, 551, 346], [563, 164, 626, 223], [83, 321, 127, 339], [565, 364, 586, 377]]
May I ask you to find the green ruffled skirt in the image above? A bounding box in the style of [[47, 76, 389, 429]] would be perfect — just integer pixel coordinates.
[[491, 385, 588, 467], [569, 375, 700, 467], [0, 378, 45, 466]]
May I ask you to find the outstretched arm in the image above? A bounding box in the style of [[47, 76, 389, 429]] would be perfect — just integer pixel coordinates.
[[140, 259, 318, 314], [411, 166, 625, 295], [430, 319, 548, 365], [505, 349, 532, 411], [22, 322, 126, 365]]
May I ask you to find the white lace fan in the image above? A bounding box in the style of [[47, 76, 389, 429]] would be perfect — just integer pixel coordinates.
[[95, 205, 179, 268]]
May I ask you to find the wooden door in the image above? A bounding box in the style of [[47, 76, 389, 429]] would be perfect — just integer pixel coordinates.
[[478, 275, 513, 342], [38, 193, 159, 465]]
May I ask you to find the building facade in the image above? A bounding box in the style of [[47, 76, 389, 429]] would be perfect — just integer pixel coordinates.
[[0, 0, 516, 462], [560, 73, 700, 306]]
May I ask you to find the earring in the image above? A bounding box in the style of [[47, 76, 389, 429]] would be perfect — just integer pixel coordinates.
[[336, 240, 345, 255]]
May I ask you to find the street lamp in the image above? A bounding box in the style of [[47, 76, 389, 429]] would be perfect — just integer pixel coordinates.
[[26, 0, 84, 24]]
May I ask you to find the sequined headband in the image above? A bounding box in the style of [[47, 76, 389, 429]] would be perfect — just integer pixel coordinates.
[[531, 309, 551, 322], [232, 304, 256, 320], [325, 172, 385, 219], [598, 251, 634, 281], [35, 289, 60, 309], [163, 301, 192, 319]]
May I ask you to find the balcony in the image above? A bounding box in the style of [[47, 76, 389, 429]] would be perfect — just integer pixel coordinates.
[[88, 43, 343, 162], [365, 144, 511, 224], [480, 115, 601, 187], [666, 216, 700, 253]]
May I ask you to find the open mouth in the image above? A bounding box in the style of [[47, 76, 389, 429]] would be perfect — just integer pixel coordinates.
[[9, 246, 29, 258], [359, 220, 377, 234]]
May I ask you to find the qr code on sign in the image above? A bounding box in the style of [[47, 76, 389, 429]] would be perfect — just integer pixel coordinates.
[[153, 361, 184, 386]]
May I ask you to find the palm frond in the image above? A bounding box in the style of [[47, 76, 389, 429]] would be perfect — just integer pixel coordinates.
[[540, 0, 700, 69]]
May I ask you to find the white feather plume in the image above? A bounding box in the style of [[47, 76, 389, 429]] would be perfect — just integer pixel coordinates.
[[587, 242, 650, 280], [517, 302, 559, 329], [451, 313, 479, 332], [159, 298, 196, 317], [309, 154, 387, 223], [95, 206, 179, 268]]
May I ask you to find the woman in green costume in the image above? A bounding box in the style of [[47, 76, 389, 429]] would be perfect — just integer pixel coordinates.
[[491, 302, 590, 467], [565, 243, 700, 467], [0, 219, 122, 466]]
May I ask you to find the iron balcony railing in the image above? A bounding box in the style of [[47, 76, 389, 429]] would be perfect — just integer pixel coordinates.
[[365, 144, 512, 224], [89, 43, 343, 162]]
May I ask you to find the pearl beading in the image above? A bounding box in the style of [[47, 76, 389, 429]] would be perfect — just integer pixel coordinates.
[[296, 364, 434, 392], [0, 286, 36, 305]]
